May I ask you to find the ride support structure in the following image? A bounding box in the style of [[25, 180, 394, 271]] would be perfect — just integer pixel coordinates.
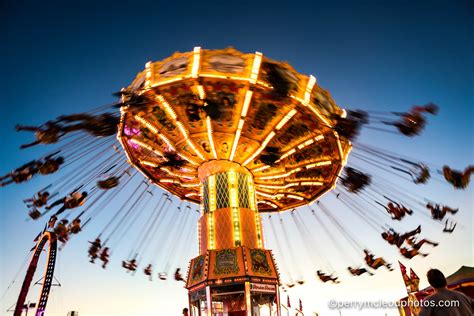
[[14, 231, 58, 316], [186, 161, 281, 316]]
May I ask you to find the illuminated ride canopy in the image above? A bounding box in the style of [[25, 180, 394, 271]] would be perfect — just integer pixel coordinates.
[[119, 47, 351, 213]]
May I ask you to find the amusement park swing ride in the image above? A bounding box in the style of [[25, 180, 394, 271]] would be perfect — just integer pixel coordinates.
[[2, 47, 472, 316]]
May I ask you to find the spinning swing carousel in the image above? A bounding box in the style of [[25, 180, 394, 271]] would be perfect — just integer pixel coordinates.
[[5, 46, 471, 316], [118, 47, 350, 315]]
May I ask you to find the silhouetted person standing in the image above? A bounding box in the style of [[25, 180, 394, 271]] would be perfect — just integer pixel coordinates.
[[419, 269, 473, 316]]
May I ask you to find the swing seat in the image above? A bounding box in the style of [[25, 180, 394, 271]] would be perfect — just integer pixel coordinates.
[[159, 273, 167, 280], [29, 209, 41, 220]]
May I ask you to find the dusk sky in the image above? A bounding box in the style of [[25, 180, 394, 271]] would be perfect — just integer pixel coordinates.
[[1, 1, 473, 315]]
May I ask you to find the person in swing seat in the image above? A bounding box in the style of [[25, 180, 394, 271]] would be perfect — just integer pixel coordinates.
[[348, 266, 374, 276], [88, 238, 102, 263], [381, 225, 421, 248], [144, 264, 153, 280], [316, 270, 340, 283], [46, 191, 88, 215], [24, 190, 50, 208], [363, 249, 393, 271], [400, 247, 429, 259], [174, 268, 185, 282], [99, 247, 110, 269]]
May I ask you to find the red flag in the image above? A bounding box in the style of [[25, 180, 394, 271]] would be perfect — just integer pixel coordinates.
[[299, 299, 303, 311], [399, 261, 407, 275], [410, 268, 420, 281], [287, 295, 291, 308], [399, 261, 410, 287], [409, 268, 420, 292]]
